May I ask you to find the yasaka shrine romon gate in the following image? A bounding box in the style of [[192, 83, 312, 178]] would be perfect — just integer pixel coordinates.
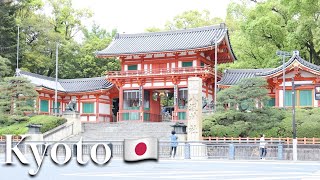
[[96, 24, 236, 122]]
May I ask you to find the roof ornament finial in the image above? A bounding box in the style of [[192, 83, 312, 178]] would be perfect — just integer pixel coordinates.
[[293, 50, 299, 56], [220, 23, 226, 29]]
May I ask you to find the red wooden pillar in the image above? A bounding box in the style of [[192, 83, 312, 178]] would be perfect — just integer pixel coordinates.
[[77, 96, 81, 112], [49, 95, 53, 114], [205, 82, 209, 98], [36, 96, 40, 113], [109, 94, 113, 122], [95, 94, 100, 122], [275, 88, 279, 107], [173, 85, 178, 121], [61, 97, 64, 112]]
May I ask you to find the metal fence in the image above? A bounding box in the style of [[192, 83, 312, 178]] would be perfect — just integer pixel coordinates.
[[1, 141, 319, 161]]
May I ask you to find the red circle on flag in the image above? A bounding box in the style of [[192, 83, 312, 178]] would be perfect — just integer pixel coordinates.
[[135, 142, 147, 156]]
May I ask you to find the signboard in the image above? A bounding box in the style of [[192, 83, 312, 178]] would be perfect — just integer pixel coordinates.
[[315, 86, 320, 100]]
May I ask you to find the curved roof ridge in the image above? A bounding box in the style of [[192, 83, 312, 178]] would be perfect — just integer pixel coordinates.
[[19, 71, 56, 81], [117, 24, 226, 39], [226, 68, 273, 72], [218, 68, 272, 86], [19, 70, 113, 93], [59, 76, 106, 82], [258, 53, 320, 76]]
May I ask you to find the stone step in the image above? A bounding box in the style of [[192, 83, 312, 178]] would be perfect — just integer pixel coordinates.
[[64, 121, 179, 141]]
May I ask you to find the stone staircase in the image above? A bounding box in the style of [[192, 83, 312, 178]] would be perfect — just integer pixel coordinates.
[[65, 121, 176, 141]]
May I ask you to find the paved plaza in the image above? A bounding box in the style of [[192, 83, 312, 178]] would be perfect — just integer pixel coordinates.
[[1, 156, 320, 180]]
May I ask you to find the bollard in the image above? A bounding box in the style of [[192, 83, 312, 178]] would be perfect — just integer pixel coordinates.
[[229, 144, 235, 160], [184, 143, 190, 159], [108, 143, 113, 157], [277, 143, 283, 160]]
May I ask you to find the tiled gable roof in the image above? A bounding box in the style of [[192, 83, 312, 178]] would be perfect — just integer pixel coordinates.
[[96, 24, 235, 59], [218, 69, 273, 86], [257, 53, 320, 76], [19, 70, 113, 93]]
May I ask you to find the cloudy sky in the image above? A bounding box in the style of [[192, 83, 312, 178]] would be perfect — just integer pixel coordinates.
[[71, 0, 233, 34]]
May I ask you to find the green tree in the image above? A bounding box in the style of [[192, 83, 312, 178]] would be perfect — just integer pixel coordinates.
[[0, 56, 11, 79], [48, 0, 92, 40], [15, 0, 95, 78], [165, 10, 223, 30], [217, 77, 269, 111], [145, 10, 223, 32], [0, 0, 18, 67], [223, 0, 320, 69], [0, 76, 38, 116], [60, 25, 120, 78]]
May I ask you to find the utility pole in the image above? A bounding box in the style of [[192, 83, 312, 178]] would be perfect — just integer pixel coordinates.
[[214, 38, 218, 111], [55, 42, 58, 116], [292, 78, 297, 161], [276, 50, 291, 109], [16, 26, 20, 74]]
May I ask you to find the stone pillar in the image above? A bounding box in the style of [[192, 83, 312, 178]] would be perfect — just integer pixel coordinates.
[[63, 111, 82, 134], [187, 77, 206, 159], [187, 77, 202, 141]]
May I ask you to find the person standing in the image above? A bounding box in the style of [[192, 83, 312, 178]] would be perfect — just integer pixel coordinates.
[[170, 130, 178, 158], [259, 134, 267, 160]]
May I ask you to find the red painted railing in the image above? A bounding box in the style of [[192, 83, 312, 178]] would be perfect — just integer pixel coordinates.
[[202, 137, 320, 145], [106, 66, 216, 78], [0, 135, 22, 142], [116, 112, 163, 122]]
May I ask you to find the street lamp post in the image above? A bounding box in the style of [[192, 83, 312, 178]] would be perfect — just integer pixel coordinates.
[[16, 26, 20, 72], [276, 50, 291, 109], [211, 38, 218, 111], [291, 78, 298, 161], [54, 42, 59, 116]]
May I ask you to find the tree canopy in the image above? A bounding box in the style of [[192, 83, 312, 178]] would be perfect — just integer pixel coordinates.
[[217, 77, 270, 111], [0, 76, 38, 117], [0, 0, 119, 79]]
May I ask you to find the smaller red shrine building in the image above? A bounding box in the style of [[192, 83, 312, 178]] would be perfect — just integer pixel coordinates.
[[218, 51, 320, 108], [18, 70, 118, 122]]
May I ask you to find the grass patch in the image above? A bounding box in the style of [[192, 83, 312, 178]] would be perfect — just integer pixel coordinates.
[[0, 115, 67, 135]]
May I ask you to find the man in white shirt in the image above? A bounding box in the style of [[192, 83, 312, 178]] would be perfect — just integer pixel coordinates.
[[259, 134, 267, 160]]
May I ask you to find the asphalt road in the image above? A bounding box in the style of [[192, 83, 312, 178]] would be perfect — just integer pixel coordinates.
[[1, 156, 320, 180]]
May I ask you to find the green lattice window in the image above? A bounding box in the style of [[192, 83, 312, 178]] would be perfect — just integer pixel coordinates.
[[299, 90, 312, 106], [83, 103, 94, 113], [267, 98, 275, 107], [52, 101, 61, 113], [128, 65, 138, 70], [182, 61, 193, 67], [284, 91, 297, 106], [40, 100, 49, 112]]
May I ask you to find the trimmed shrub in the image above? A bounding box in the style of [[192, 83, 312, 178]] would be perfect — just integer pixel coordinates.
[[202, 107, 320, 138], [0, 115, 67, 135]]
